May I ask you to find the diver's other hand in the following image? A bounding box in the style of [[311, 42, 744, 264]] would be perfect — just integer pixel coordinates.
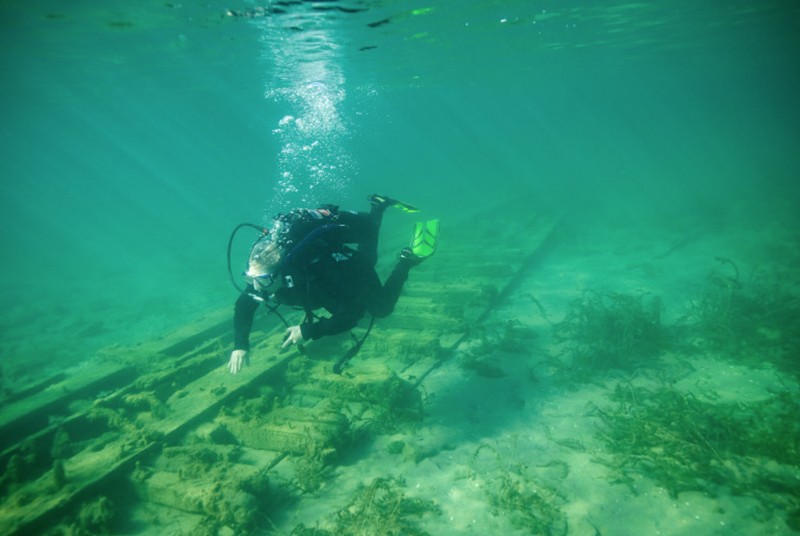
[[228, 349, 248, 374], [282, 325, 304, 348]]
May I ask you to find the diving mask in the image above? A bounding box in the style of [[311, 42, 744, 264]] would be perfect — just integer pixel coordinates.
[[246, 235, 282, 292]]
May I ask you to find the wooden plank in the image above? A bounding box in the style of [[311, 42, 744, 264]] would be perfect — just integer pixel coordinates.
[[0, 328, 293, 536], [0, 364, 136, 454], [0, 308, 235, 456], [0, 198, 560, 535]]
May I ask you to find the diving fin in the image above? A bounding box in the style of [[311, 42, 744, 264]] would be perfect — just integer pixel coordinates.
[[369, 193, 421, 213], [411, 219, 440, 259], [392, 200, 421, 214]]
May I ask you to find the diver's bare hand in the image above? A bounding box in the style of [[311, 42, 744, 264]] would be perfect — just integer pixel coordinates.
[[282, 325, 304, 348], [228, 349, 248, 374]]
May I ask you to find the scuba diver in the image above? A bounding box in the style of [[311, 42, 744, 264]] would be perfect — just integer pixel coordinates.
[[228, 194, 440, 374]]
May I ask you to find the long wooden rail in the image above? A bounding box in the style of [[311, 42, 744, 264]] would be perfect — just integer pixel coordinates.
[[0, 198, 557, 534]]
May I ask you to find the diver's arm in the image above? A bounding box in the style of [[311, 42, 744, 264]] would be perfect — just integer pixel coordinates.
[[282, 325, 304, 348], [233, 288, 260, 350], [229, 289, 260, 374], [228, 349, 247, 374]]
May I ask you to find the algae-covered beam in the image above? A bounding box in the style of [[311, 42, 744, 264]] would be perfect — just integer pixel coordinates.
[[0, 340, 295, 536]]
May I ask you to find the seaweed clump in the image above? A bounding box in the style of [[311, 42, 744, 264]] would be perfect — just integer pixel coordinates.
[[50, 495, 116, 535], [486, 468, 566, 535], [290, 476, 440, 535], [291, 427, 339, 493], [132, 445, 271, 533], [553, 291, 664, 380], [593, 384, 800, 524], [320, 370, 423, 436], [470, 443, 566, 535], [684, 258, 800, 376]]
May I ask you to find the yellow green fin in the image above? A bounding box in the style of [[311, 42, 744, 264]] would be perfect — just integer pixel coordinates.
[[394, 200, 421, 213], [411, 219, 439, 258]]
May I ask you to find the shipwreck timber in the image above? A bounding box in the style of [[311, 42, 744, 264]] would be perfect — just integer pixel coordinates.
[[0, 199, 558, 535]]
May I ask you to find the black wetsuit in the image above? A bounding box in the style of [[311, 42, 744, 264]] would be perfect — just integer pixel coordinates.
[[233, 205, 413, 351]]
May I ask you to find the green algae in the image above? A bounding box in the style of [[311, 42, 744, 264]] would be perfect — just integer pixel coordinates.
[[683, 259, 800, 376], [553, 290, 664, 381], [469, 442, 567, 535], [593, 383, 800, 524], [290, 476, 440, 536]]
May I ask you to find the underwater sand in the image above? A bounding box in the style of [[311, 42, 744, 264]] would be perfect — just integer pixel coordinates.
[[264, 199, 800, 535]]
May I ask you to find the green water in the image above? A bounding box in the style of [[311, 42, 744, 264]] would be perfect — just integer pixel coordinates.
[[1, 1, 797, 351], [1, 1, 799, 530]]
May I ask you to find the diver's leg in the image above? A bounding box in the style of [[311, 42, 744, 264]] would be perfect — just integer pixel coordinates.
[[336, 202, 386, 267], [364, 258, 414, 318]]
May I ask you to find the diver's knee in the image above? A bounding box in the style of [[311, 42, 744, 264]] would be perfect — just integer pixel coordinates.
[[368, 303, 394, 318]]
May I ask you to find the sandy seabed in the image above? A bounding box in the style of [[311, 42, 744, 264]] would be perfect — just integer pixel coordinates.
[[273, 200, 800, 536]]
